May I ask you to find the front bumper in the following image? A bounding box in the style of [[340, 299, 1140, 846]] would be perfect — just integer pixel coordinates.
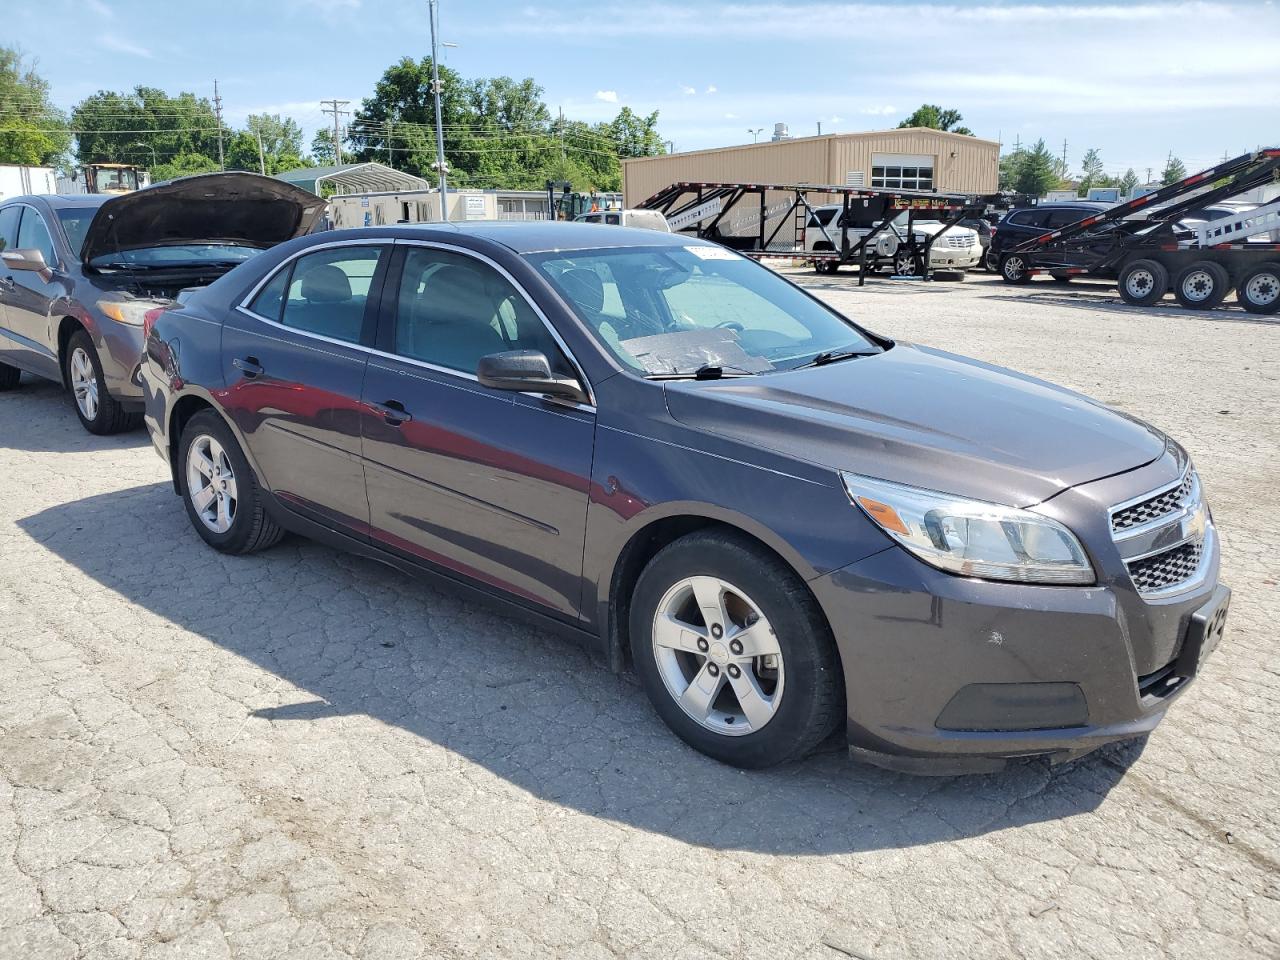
[[811, 454, 1225, 774], [94, 317, 146, 403], [928, 247, 981, 270]]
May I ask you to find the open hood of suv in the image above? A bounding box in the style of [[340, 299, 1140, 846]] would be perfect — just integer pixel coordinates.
[[81, 171, 325, 267], [663, 342, 1167, 507]]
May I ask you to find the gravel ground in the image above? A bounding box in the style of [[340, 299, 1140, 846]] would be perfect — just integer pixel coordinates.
[[1, 272, 1277, 960]]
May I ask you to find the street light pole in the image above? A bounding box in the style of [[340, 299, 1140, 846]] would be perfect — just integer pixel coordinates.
[[428, 0, 449, 221], [748, 128, 763, 143]]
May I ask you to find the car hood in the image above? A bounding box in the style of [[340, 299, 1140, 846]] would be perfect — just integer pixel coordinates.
[[663, 342, 1166, 507], [81, 171, 325, 266]]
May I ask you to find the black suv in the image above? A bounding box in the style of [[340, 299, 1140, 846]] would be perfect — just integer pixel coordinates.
[[988, 201, 1112, 272]]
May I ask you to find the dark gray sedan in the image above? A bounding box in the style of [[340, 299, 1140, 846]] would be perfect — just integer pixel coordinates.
[[139, 222, 1228, 771], [0, 173, 322, 433]]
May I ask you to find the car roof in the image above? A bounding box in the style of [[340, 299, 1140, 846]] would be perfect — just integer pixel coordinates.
[[322, 220, 698, 254], [0, 194, 111, 211]]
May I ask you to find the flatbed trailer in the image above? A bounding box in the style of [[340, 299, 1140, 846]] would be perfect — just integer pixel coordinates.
[[999, 148, 1280, 313], [637, 180, 995, 285]]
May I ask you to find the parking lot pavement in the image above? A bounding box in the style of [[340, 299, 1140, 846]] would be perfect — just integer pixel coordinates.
[[1, 272, 1277, 960]]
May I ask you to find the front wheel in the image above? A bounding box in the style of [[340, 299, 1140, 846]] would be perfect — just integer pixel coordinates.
[[630, 531, 843, 768], [64, 330, 140, 434], [178, 410, 284, 554]]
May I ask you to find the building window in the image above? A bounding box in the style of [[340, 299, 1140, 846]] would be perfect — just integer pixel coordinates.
[[871, 153, 935, 191]]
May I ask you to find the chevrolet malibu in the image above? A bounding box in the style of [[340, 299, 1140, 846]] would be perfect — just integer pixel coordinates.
[[0, 173, 322, 433], [140, 222, 1229, 771]]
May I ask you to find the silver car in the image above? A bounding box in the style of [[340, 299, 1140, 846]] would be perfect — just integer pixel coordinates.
[[0, 173, 323, 433]]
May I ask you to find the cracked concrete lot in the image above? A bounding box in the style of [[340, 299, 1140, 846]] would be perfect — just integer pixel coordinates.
[[1, 273, 1278, 959]]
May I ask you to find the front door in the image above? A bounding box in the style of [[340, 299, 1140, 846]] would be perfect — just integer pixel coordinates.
[[360, 243, 596, 617], [221, 242, 388, 535], [0, 205, 62, 380]]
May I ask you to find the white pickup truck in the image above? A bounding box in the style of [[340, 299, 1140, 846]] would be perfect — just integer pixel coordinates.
[[804, 205, 981, 277]]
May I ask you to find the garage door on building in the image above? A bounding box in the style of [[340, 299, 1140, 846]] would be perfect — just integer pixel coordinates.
[[871, 153, 934, 191]]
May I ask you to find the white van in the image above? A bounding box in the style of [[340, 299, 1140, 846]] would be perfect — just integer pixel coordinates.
[[575, 209, 671, 232]]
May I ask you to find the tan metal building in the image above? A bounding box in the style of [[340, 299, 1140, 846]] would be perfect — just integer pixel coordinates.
[[623, 128, 999, 207]]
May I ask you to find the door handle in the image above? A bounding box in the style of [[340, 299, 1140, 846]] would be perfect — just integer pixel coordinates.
[[372, 399, 412, 426], [233, 356, 263, 378]]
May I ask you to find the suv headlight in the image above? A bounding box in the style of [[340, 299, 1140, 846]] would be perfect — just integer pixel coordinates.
[[842, 473, 1094, 585]]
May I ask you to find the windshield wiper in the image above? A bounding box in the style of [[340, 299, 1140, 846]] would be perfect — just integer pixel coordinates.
[[647, 363, 758, 381], [795, 348, 880, 370]]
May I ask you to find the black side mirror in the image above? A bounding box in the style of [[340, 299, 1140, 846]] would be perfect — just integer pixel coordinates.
[[476, 350, 589, 405]]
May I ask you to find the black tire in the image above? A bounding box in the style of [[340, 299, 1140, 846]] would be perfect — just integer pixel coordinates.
[[1235, 261, 1280, 315], [64, 329, 141, 434], [813, 259, 838, 275], [983, 249, 999, 272], [999, 252, 1032, 284], [177, 409, 284, 554], [629, 530, 844, 768], [1050, 272, 1074, 283], [0, 362, 20, 391], [1173, 260, 1230, 309], [937, 270, 967, 282], [1117, 258, 1169, 306]]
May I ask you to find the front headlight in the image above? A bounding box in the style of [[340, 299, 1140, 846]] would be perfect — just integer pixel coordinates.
[[842, 473, 1095, 585], [97, 299, 159, 326]]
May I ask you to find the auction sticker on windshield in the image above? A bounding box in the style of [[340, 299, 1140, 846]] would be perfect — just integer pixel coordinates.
[[685, 245, 742, 261]]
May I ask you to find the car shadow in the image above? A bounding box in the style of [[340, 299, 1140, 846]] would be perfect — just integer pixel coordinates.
[[0, 376, 149, 453], [18, 483, 1145, 855]]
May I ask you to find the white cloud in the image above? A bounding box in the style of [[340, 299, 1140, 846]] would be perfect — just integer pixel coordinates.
[[680, 84, 696, 95], [98, 33, 153, 58], [594, 90, 619, 102], [85, 0, 111, 16], [858, 104, 896, 115], [723, 112, 738, 119], [705, 85, 717, 94]]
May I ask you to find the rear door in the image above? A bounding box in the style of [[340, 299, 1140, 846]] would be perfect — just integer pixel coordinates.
[[359, 241, 596, 617], [222, 242, 388, 535]]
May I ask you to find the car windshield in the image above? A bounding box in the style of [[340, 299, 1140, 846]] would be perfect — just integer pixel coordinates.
[[532, 245, 880, 376], [88, 244, 261, 268]]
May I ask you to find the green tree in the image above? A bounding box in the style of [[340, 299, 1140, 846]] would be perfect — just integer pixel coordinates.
[[1078, 147, 1104, 195], [1119, 168, 1139, 197], [1013, 139, 1061, 196], [1160, 154, 1187, 185], [0, 46, 71, 166], [72, 87, 220, 172], [310, 128, 338, 165], [897, 104, 974, 136], [999, 146, 1026, 191], [150, 152, 221, 182], [226, 114, 307, 174]]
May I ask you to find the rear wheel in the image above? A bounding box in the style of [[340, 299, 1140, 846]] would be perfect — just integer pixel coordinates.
[[1117, 259, 1169, 306], [1000, 253, 1032, 284], [178, 410, 284, 554], [630, 531, 843, 768], [1174, 260, 1230, 309], [1236, 261, 1280, 315], [0, 362, 20, 391], [983, 249, 1000, 272], [64, 329, 140, 434]]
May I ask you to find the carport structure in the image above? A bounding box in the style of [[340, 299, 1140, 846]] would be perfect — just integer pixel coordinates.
[[274, 162, 427, 197]]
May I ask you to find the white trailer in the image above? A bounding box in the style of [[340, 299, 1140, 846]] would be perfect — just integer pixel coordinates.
[[0, 165, 58, 201]]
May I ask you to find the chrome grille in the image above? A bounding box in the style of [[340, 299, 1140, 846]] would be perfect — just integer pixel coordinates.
[[1127, 540, 1203, 594], [945, 234, 976, 249], [1112, 473, 1194, 533]]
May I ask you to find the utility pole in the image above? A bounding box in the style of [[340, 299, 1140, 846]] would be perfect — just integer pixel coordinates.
[[428, 0, 449, 220], [386, 119, 393, 164], [320, 99, 350, 166], [254, 121, 265, 175], [559, 106, 565, 161], [213, 79, 225, 170], [817, 120, 822, 136], [1061, 138, 1068, 174], [1145, 166, 1152, 183]]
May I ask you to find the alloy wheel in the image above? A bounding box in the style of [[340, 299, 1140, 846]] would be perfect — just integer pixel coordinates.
[[69, 347, 98, 422], [186, 434, 238, 534], [651, 576, 784, 736], [1002, 255, 1026, 281]]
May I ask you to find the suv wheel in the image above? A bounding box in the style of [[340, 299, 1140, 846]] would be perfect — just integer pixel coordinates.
[[893, 250, 918, 277], [1117, 259, 1169, 306], [178, 410, 284, 554], [630, 531, 843, 768], [1000, 253, 1032, 284], [0, 362, 20, 391], [64, 329, 140, 434]]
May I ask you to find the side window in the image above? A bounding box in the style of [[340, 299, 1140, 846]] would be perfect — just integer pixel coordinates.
[[605, 213, 620, 225], [277, 246, 381, 344], [16, 208, 56, 266], [1047, 209, 1086, 229], [393, 247, 569, 376], [0, 205, 20, 252], [248, 264, 291, 322]]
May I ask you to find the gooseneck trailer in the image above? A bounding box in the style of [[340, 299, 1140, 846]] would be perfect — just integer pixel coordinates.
[[637, 180, 995, 284], [998, 148, 1280, 313]]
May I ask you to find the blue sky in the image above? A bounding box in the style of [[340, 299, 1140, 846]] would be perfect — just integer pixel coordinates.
[[9, 0, 1279, 178]]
